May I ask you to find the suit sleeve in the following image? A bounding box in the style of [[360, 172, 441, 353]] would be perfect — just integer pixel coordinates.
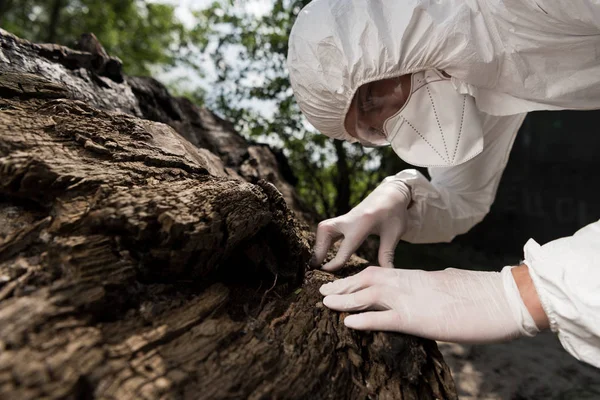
[[523, 221, 600, 368]]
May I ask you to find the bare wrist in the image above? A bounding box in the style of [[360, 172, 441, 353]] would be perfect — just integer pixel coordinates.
[[511, 264, 550, 330]]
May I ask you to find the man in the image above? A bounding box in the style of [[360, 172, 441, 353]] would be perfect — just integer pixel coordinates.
[[287, 0, 600, 368]]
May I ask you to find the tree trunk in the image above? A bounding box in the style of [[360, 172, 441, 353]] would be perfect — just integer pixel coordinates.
[[0, 0, 12, 25], [46, 0, 64, 43], [334, 140, 351, 215], [0, 29, 457, 399]]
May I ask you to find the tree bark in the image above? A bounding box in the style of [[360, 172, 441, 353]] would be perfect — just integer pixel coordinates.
[[0, 29, 457, 399]]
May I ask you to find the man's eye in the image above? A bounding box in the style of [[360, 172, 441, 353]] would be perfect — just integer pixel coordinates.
[[360, 89, 377, 112]]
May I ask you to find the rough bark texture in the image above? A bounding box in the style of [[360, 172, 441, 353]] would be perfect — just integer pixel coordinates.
[[0, 29, 457, 399]]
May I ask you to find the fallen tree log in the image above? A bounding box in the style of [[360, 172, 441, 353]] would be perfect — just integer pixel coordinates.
[[0, 29, 457, 399]]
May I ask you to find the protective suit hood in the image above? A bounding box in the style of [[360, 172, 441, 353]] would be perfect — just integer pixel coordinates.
[[287, 0, 600, 142]]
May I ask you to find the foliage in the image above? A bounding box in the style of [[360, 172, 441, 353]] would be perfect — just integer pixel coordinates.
[[197, 0, 395, 218], [0, 0, 207, 76]]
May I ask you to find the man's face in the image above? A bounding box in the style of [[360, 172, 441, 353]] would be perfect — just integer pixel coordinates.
[[344, 74, 412, 146]]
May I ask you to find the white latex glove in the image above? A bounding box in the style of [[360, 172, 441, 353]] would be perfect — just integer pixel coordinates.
[[320, 266, 540, 343], [312, 176, 411, 271]]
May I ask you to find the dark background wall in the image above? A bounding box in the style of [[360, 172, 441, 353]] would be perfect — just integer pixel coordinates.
[[395, 110, 600, 270], [457, 110, 600, 257]]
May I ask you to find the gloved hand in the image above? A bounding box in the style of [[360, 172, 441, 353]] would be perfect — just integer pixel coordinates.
[[312, 176, 411, 271], [319, 266, 541, 343]]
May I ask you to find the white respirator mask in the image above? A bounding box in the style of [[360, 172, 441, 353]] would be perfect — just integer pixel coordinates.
[[350, 69, 484, 167]]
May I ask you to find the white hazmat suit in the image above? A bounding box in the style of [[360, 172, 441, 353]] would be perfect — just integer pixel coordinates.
[[287, 0, 600, 368]]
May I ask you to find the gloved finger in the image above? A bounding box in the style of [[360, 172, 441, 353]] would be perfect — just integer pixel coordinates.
[[311, 219, 343, 267], [344, 311, 400, 331], [322, 286, 391, 312], [321, 230, 369, 271], [320, 266, 398, 295], [377, 226, 402, 268]]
